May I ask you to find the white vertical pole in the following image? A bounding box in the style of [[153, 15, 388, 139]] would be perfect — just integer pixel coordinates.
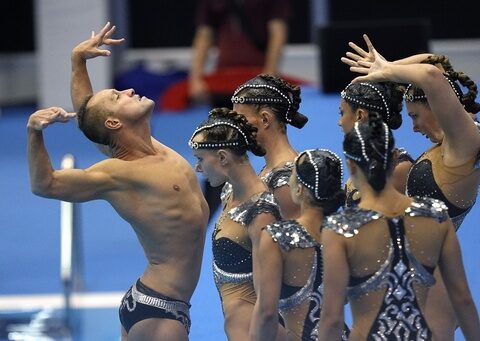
[[60, 154, 75, 284], [35, 0, 111, 109], [60, 153, 75, 333]]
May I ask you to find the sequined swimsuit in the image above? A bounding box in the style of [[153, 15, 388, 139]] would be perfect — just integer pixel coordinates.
[[324, 197, 449, 340], [221, 162, 294, 201], [212, 191, 281, 301], [261, 161, 294, 191], [406, 144, 480, 229], [345, 148, 414, 208], [264, 220, 349, 341]]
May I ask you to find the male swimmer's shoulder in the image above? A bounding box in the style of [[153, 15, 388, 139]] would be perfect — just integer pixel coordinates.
[[154, 145, 194, 170], [85, 157, 125, 174], [87, 157, 161, 191]]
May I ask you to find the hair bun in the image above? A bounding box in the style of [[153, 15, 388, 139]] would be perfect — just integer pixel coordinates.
[[289, 111, 308, 128]]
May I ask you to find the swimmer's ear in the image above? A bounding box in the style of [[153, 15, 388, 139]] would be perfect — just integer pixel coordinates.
[[258, 109, 273, 128], [217, 149, 228, 165], [294, 182, 303, 198], [105, 117, 122, 130], [356, 108, 368, 122]]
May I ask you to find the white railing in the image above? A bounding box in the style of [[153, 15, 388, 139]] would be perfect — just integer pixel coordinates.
[[60, 153, 82, 333]]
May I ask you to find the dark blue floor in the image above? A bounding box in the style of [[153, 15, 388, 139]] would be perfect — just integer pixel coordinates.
[[0, 86, 478, 340]]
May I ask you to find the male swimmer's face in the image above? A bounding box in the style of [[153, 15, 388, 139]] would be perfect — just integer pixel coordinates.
[[338, 99, 358, 134], [89, 88, 155, 122], [406, 102, 444, 143]]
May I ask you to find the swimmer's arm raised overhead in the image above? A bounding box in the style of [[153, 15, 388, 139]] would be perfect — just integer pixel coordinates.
[[28, 107, 117, 203], [70, 22, 124, 112], [345, 39, 480, 163]]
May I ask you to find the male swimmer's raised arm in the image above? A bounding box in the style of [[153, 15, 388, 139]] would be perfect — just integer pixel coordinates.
[[70, 22, 124, 112], [28, 108, 116, 203]]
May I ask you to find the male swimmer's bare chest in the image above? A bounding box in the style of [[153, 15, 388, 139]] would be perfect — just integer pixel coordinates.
[[106, 155, 195, 216]]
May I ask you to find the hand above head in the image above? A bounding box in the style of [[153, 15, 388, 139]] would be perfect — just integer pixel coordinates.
[[340, 35, 392, 83], [71, 22, 125, 62], [341, 34, 382, 67], [27, 107, 76, 131]]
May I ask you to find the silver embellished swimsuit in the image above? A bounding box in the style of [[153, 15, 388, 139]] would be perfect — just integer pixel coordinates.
[[220, 161, 294, 202], [261, 161, 294, 190], [264, 220, 349, 341], [323, 197, 449, 341], [212, 191, 281, 287]]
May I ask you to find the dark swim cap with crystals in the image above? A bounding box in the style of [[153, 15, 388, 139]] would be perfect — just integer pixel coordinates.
[[341, 82, 390, 123], [294, 148, 343, 200], [188, 111, 250, 150], [231, 76, 308, 129]]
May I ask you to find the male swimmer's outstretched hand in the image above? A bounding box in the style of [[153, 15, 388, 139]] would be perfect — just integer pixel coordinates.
[[27, 107, 76, 131], [71, 22, 125, 61], [70, 22, 125, 113]]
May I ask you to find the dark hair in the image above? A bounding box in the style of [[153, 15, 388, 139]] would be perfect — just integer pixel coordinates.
[[295, 149, 345, 215], [190, 107, 266, 156], [422, 54, 454, 73], [231, 74, 308, 131], [341, 81, 404, 129], [343, 112, 396, 192], [77, 94, 113, 145], [405, 54, 480, 114]]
